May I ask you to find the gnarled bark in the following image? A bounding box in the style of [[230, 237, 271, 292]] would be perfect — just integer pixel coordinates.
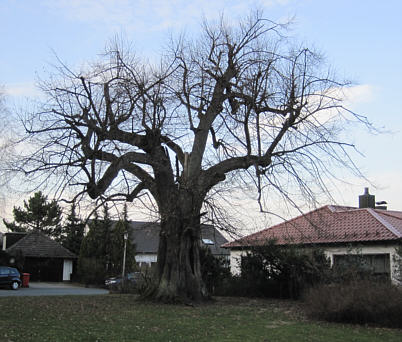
[[145, 215, 207, 303]]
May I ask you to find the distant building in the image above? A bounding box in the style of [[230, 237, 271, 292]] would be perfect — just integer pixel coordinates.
[[126, 222, 229, 269]]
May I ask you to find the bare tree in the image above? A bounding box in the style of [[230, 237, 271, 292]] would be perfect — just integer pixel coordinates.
[[15, 14, 367, 302], [0, 88, 18, 207], [0, 88, 12, 160]]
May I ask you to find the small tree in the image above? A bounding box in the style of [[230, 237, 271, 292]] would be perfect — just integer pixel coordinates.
[[3, 191, 62, 239], [61, 203, 85, 255]]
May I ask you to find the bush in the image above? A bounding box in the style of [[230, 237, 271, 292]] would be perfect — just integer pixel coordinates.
[[213, 274, 257, 297], [200, 247, 231, 295], [234, 242, 330, 299], [304, 279, 402, 329], [77, 257, 107, 285]]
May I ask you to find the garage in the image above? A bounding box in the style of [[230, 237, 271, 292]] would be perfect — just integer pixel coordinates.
[[3, 231, 77, 282]]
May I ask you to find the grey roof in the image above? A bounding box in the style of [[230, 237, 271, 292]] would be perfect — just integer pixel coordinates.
[[128, 221, 160, 254], [128, 221, 229, 256], [200, 224, 230, 256], [6, 230, 77, 259]]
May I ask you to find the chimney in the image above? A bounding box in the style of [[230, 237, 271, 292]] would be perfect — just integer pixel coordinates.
[[359, 187, 375, 208]]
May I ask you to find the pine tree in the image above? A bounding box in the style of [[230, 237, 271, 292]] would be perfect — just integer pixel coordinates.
[[3, 191, 62, 239], [78, 203, 137, 284], [61, 204, 85, 255], [78, 210, 105, 284], [109, 204, 136, 276], [78, 205, 112, 283]]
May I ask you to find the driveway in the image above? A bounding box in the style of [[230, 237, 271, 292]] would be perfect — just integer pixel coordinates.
[[0, 282, 109, 297]]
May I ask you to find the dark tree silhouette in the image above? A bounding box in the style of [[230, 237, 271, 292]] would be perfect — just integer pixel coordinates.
[[78, 207, 112, 284], [3, 191, 62, 239], [15, 13, 367, 302], [108, 204, 136, 276], [78, 204, 135, 283], [61, 203, 85, 255]]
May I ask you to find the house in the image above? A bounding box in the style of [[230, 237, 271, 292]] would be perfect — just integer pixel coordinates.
[[223, 188, 402, 284], [127, 222, 229, 269], [2, 230, 77, 281]]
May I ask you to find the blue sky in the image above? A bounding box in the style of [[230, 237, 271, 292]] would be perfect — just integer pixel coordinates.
[[1, 0, 401, 227]]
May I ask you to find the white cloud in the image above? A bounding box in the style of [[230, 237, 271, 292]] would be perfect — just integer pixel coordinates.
[[343, 84, 374, 106], [6, 82, 40, 98], [41, 0, 294, 34], [302, 84, 375, 126], [324, 170, 402, 212]]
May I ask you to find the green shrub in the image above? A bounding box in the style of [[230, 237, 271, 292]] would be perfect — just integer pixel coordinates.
[[200, 247, 231, 295], [77, 257, 107, 285], [304, 279, 402, 329], [214, 274, 259, 297], [235, 242, 330, 299]]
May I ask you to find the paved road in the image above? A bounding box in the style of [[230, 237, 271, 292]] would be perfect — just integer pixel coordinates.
[[0, 282, 109, 297]]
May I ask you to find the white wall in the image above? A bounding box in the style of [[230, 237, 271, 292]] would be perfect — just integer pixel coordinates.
[[63, 259, 73, 281], [135, 253, 157, 267]]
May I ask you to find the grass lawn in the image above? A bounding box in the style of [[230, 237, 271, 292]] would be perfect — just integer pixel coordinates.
[[0, 295, 400, 342]]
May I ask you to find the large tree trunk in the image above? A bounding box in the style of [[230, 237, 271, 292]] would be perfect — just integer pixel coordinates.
[[143, 196, 209, 303]]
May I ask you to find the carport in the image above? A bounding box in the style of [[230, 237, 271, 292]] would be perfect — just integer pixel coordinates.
[[5, 231, 77, 282]]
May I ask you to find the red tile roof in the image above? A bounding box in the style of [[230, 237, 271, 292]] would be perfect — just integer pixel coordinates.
[[223, 205, 402, 248]]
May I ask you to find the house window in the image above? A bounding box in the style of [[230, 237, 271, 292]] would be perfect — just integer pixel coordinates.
[[202, 238, 214, 245], [333, 254, 390, 275]]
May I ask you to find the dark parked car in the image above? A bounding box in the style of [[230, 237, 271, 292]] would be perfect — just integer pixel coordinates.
[[105, 272, 142, 289], [0, 266, 22, 290]]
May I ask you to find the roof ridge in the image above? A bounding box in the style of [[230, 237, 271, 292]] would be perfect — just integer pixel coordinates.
[[366, 208, 402, 238], [375, 210, 402, 220], [327, 205, 357, 212]]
